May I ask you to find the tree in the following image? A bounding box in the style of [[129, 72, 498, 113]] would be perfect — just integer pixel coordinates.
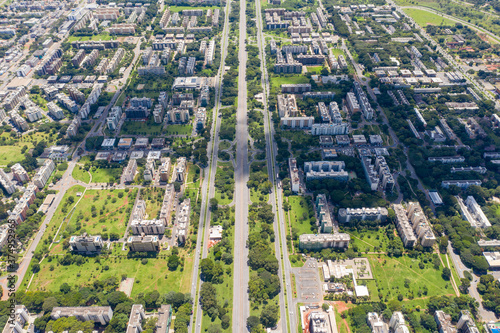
[[442, 267, 451, 280], [247, 316, 260, 330], [168, 254, 180, 270], [60, 283, 71, 294], [32, 263, 40, 273], [42, 297, 59, 313], [260, 304, 279, 328], [221, 314, 230, 329], [210, 198, 219, 211], [322, 303, 330, 311], [460, 278, 471, 294], [107, 313, 129, 332], [207, 324, 223, 333], [200, 258, 215, 281], [420, 313, 437, 331]]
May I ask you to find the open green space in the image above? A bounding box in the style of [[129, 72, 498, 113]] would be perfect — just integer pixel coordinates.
[[120, 119, 164, 136], [0, 131, 58, 165], [50, 189, 137, 249], [367, 254, 455, 306], [287, 196, 316, 236], [403, 8, 455, 26], [67, 34, 113, 42], [348, 227, 390, 252], [72, 164, 91, 184], [89, 166, 123, 183], [270, 75, 310, 89], [28, 245, 194, 297], [142, 187, 164, 220], [168, 5, 220, 12]]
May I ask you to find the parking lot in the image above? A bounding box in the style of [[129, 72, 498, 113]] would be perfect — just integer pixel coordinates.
[[292, 258, 323, 303]]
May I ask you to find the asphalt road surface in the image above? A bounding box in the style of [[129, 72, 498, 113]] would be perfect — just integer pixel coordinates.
[[232, 0, 251, 329]]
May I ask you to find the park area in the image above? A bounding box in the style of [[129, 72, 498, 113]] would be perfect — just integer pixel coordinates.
[[27, 244, 194, 298], [365, 254, 455, 306], [403, 8, 454, 26]]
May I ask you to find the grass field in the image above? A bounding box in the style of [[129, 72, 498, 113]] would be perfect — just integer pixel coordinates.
[[168, 5, 220, 12], [164, 124, 193, 136], [89, 166, 123, 183], [367, 254, 455, 306], [142, 187, 164, 220], [48, 189, 137, 250], [120, 120, 164, 136], [270, 75, 310, 89], [287, 196, 315, 236], [403, 8, 455, 26], [67, 34, 113, 42], [348, 228, 390, 252], [72, 164, 91, 184], [306, 66, 323, 74], [28, 245, 194, 297], [0, 132, 58, 166]]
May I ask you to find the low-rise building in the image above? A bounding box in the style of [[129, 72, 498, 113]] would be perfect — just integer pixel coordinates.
[[11, 163, 28, 183], [126, 304, 145, 333], [0, 169, 16, 194], [156, 305, 173, 333], [51, 306, 113, 325], [338, 207, 388, 224], [299, 233, 350, 250], [441, 180, 481, 189], [304, 161, 348, 182]]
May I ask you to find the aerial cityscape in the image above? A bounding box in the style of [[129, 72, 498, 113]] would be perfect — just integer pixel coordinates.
[[0, 0, 499, 331]]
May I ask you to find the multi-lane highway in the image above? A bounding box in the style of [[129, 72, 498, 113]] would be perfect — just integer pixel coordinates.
[[254, 0, 295, 330], [191, 0, 233, 331], [232, 0, 251, 329]]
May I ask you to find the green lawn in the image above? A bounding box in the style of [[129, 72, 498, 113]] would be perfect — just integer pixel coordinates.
[[0, 132, 58, 166], [28, 245, 194, 297], [306, 66, 323, 74], [72, 165, 91, 184], [49, 189, 137, 250], [270, 75, 310, 89], [120, 119, 164, 136], [287, 196, 315, 236], [330, 49, 346, 57], [67, 34, 113, 42], [90, 166, 123, 183], [348, 227, 390, 252], [168, 5, 220, 12], [367, 254, 455, 306], [164, 124, 193, 136], [403, 8, 455, 26], [142, 187, 164, 220]]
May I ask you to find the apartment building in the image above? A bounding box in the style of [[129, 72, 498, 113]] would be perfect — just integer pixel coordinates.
[[299, 233, 350, 250], [316, 194, 333, 233], [393, 204, 417, 248], [121, 159, 137, 183], [0, 169, 15, 194], [51, 307, 113, 325], [456, 196, 491, 228], [107, 48, 125, 73], [127, 234, 160, 252], [176, 199, 191, 243], [33, 159, 55, 189], [69, 234, 103, 253], [288, 158, 300, 193], [304, 161, 349, 182], [47, 102, 65, 120], [126, 304, 146, 333], [338, 207, 388, 224], [159, 183, 175, 225], [441, 180, 481, 189], [175, 157, 187, 183], [107, 106, 122, 130], [11, 163, 28, 183], [109, 23, 135, 34]]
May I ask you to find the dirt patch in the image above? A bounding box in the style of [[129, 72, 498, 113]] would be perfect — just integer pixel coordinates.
[[333, 301, 351, 313]]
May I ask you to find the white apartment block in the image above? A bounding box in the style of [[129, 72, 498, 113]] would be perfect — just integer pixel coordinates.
[[456, 195, 491, 228], [33, 159, 55, 189]]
